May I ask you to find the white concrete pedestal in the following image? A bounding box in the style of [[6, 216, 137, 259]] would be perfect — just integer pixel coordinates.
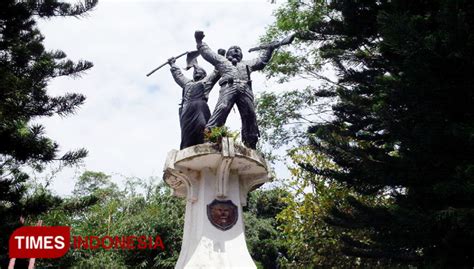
[[163, 138, 270, 269]]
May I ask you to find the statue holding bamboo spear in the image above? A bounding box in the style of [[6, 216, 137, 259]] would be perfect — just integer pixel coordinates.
[[147, 50, 224, 149]]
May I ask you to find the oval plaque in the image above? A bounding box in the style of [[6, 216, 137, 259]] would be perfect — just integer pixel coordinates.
[[207, 199, 238, 231]]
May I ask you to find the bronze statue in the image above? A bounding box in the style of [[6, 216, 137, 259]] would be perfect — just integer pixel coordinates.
[[168, 57, 220, 149], [195, 30, 294, 149]]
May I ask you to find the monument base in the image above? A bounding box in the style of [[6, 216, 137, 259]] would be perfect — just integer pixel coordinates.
[[163, 138, 270, 269]]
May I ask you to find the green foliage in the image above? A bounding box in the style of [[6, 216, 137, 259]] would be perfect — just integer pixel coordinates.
[[256, 87, 329, 151], [261, 0, 327, 81], [264, 0, 474, 267], [256, 0, 336, 158], [0, 0, 97, 266], [244, 188, 291, 269], [73, 171, 118, 197], [276, 147, 394, 268], [204, 126, 239, 143], [38, 171, 185, 269]]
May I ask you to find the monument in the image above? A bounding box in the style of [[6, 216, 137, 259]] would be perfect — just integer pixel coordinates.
[[160, 30, 294, 269]]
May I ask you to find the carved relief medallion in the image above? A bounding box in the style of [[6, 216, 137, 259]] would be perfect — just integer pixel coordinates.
[[207, 199, 238, 231]]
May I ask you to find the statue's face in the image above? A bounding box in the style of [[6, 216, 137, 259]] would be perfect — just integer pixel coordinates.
[[226, 46, 243, 64], [210, 204, 232, 225], [193, 69, 206, 81], [207, 200, 238, 231]]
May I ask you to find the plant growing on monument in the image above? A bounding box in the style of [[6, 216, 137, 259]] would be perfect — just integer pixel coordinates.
[[204, 126, 239, 144]]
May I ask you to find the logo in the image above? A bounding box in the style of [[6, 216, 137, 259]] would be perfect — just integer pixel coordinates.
[[207, 199, 238, 231], [9, 226, 70, 259], [73, 236, 164, 250], [9, 226, 165, 259]]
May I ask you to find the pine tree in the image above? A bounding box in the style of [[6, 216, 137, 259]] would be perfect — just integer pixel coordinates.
[[0, 0, 97, 266], [302, 0, 474, 267], [262, 0, 473, 267]]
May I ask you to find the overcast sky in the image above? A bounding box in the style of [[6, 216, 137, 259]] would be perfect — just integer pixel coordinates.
[[35, 0, 294, 196]]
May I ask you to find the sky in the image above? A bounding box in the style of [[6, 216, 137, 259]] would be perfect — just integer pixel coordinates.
[[35, 0, 293, 196]]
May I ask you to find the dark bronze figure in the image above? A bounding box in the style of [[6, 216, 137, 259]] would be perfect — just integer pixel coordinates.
[[195, 30, 294, 149], [168, 57, 220, 149]]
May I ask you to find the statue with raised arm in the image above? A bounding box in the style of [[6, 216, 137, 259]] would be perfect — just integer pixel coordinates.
[[168, 57, 220, 149], [195, 30, 294, 149]]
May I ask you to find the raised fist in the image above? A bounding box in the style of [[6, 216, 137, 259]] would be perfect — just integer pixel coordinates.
[[195, 31, 205, 43], [217, 48, 226, 56]]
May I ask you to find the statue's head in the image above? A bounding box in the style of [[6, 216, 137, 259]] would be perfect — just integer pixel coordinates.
[[226, 46, 243, 65], [193, 65, 207, 81]]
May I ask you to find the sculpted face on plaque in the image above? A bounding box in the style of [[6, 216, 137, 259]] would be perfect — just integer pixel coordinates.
[[207, 200, 238, 231], [211, 204, 231, 224]]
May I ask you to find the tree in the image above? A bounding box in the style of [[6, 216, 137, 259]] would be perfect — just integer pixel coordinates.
[[256, 0, 333, 155], [0, 0, 97, 266], [244, 188, 291, 269], [39, 172, 185, 269], [276, 147, 392, 268], [264, 0, 474, 267]]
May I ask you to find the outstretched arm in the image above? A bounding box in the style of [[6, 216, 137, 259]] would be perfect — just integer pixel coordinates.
[[169, 57, 191, 88], [195, 31, 227, 68], [248, 34, 296, 71], [248, 46, 276, 71]]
